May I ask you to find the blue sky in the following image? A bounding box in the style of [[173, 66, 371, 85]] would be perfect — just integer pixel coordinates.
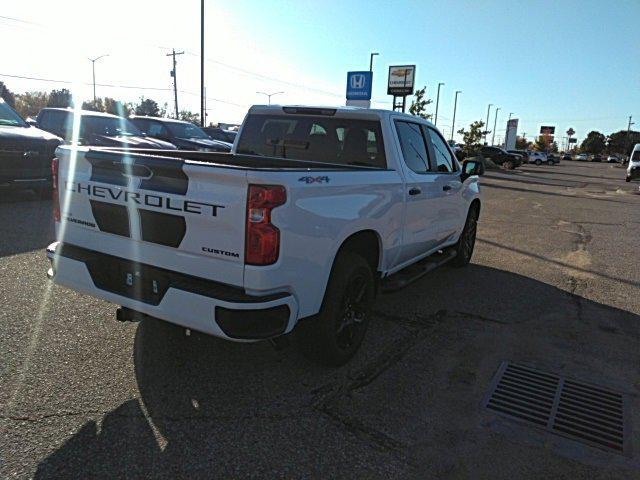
[[1, 0, 638, 144]]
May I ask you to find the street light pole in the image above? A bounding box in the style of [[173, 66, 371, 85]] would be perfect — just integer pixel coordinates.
[[492, 107, 501, 146], [256, 91, 284, 105], [484, 104, 492, 145], [369, 52, 379, 72], [451, 90, 461, 141], [434, 82, 444, 126], [200, 0, 205, 126], [88, 54, 108, 103]]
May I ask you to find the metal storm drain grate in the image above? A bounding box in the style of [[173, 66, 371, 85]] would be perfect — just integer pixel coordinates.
[[484, 362, 629, 455]]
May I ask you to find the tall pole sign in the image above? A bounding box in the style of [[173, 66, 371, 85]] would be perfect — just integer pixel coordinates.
[[387, 65, 415, 113]]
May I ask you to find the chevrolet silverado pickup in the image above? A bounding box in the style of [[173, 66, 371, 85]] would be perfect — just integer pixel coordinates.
[[47, 105, 484, 365]]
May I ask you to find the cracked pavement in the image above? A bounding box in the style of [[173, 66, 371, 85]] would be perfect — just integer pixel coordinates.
[[1, 161, 639, 478]]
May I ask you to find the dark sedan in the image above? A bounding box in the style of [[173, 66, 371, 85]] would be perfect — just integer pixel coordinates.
[[130, 117, 232, 152], [1, 99, 61, 197], [35, 108, 176, 150]]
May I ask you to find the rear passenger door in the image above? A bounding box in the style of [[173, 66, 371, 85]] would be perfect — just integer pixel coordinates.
[[423, 126, 465, 242], [394, 120, 445, 264]]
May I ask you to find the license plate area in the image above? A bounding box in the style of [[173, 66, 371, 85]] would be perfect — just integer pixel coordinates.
[[86, 257, 170, 305]]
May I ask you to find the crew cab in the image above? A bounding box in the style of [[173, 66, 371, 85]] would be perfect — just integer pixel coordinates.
[[46, 105, 483, 366], [0, 98, 61, 197]]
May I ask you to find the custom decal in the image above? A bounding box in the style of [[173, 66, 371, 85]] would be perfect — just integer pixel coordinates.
[[202, 247, 240, 258]]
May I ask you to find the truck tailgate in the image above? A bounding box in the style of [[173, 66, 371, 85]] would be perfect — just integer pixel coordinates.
[[56, 147, 247, 286]]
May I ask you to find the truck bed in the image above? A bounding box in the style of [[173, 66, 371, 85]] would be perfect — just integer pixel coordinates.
[[90, 147, 388, 171]]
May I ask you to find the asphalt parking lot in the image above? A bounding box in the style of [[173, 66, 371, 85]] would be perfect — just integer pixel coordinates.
[[1, 161, 639, 479]]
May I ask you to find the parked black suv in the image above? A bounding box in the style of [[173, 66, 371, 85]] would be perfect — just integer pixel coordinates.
[[0, 98, 61, 197], [480, 146, 522, 169], [202, 126, 237, 144], [507, 149, 529, 164], [130, 117, 232, 152], [35, 108, 176, 149]]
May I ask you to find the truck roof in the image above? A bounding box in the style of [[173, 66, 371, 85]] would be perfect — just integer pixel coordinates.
[[248, 104, 434, 126], [39, 107, 121, 118]]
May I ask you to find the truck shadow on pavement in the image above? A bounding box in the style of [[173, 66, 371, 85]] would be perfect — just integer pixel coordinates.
[[0, 192, 54, 258], [33, 264, 640, 479]]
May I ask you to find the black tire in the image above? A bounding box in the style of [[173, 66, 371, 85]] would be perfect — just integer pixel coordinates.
[[535, 159, 542, 165], [296, 252, 374, 366], [547, 159, 554, 165], [452, 205, 479, 268], [503, 160, 514, 170], [626, 177, 631, 183]]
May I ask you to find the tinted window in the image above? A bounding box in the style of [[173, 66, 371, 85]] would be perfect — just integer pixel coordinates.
[[38, 110, 72, 138], [632, 150, 640, 161], [425, 127, 456, 173], [0, 99, 27, 127], [395, 121, 430, 173], [82, 116, 142, 136], [166, 122, 210, 140], [146, 121, 170, 138], [237, 114, 387, 168]]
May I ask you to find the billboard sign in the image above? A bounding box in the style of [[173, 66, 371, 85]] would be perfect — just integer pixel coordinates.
[[540, 125, 555, 135], [387, 65, 416, 95], [505, 118, 519, 150], [569, 138, 577, 144], [346, 71, 373, 100]]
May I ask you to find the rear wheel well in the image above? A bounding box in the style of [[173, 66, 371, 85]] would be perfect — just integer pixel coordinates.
[[335, 230, 381, 277]]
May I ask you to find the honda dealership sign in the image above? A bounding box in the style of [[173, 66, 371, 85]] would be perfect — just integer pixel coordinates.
[[346, 71, 372, 108], [387, 65, 415, 95]]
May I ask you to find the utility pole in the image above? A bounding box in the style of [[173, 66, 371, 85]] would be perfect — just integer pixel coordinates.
[[492, 107, 501, 146], [434, 82, 444, 126], [200, 0, 205, 127], [166, 49, 184, 119], [484, 104, 492, 145], [369, 52, 379, 72], [451, 90, 461, 141], [627, 116, 634, 156], [88, 54, 108, 103]]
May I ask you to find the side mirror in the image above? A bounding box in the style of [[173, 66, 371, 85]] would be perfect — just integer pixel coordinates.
[[461, 159, 484, 181]]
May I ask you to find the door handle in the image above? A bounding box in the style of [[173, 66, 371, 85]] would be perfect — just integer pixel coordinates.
[[408, 187, 421, 196], [442, 185, 452, 192]]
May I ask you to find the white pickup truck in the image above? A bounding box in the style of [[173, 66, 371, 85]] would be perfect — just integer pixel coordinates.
[[47, 105, 484, 365]]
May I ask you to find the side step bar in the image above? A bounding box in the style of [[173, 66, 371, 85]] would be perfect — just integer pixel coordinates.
[[380, 248, 457, 293]]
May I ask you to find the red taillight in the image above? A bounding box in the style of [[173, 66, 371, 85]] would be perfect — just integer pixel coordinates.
[[52, 157, 60, 222], [245, 184, 286, 265]]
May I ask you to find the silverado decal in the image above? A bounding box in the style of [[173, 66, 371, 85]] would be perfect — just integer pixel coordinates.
[[298, 176, 330, 184], [65, 181, 225, 216]]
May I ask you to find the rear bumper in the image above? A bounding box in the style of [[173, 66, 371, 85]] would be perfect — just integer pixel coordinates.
[[46, 242, 298, 341]]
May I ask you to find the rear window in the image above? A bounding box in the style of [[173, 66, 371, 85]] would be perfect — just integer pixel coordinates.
[[236, 114, 387, 168]]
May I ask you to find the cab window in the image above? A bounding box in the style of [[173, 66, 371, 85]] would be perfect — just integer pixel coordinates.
[[424, 127, 457, 173], [394, 120, 430, 173]]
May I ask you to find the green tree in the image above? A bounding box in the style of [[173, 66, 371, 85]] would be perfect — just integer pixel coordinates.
[[408, 86, 433, 120], [534, 134, 552, 152], [456, 120, 486, 155], [135, 97, 161, 117], [104, 97, 131, 116], [15, 91, 49, 118], [515, 136, 530, 150], [81, 98, 104, 112], [0, 81, 16, 107], [606, 129, 640, 155], [178, 110, 200, 124], [47, 89, 73, 108], [580, 130, 606, 154]]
